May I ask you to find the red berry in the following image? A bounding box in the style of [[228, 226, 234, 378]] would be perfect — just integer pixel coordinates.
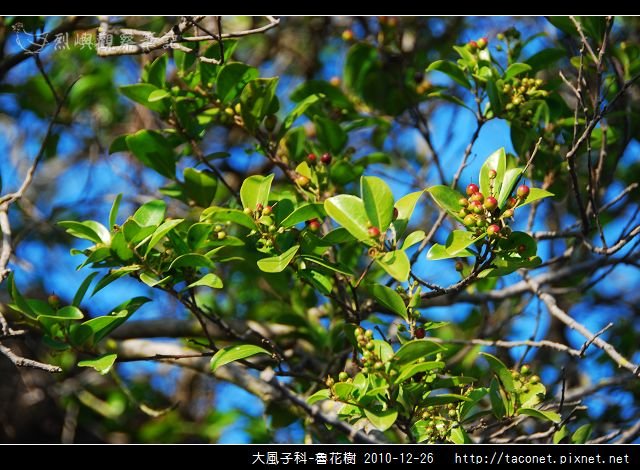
[[307, 153, 317, 163], [368, 226, 381, 238], [470, 192, 484, 203], [342, 29, 354, 41], [507, 197, 518, 209], [470, 200, 483, 214], [255, 203, 264, 212], [487, 224, 501, 236], [477, 37, 488, 50], [262, 205, 273, 216], [468, 40, 478, 50], [484, 196, 498, 211], [466, 183, 479, 196], [307, 219, 321, 231], [320, 153, 332, 165], [415, 327, 426, 339], [488, 169, 498, 179], [517, 185, 530, 199]]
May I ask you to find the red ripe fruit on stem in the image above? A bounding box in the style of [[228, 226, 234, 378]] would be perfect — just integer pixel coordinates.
[[307, 153, 317, 164], [415, 327, 426, 339], [307, 219, 321, 231], [368, 226, 381, 238], [321, 153, 332, 165], [484, 196, 498, 211], [517, 184, 530, 199], [262, 205, 273, 216], [488, 169, 497, 179], [468, 40, 478, 50], [507, 197, 518, 209], [466, 183, 479, 196], [487, 224, 501, 237], [470, 200, 483, 214], [255, 203, 264, 212]]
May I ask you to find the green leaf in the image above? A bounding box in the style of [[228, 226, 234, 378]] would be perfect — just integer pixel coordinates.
[[169, 253, 215, 271], [299, 255, 353, 276], [240, 77, 279, 133], [479, 147, 506, 199], [216, 63, 259, 103], [427, 60, 471, 89], [371, 339, 394, 362], [109, 194, 122, 229], [525, 48, 566, 73], [279, 94, 322, 137], [119, 83, 168, 114], [109, 135, 128, 154], [422, 393, 471, 407], [144, 218, 184, 257], [38, 305, 84, 321], [92, 266, 140, 296], [364, 408, 398, 432], [571, 424, 592, 444], [376, 250, 410, 282], [450, 427, 472, 444], [504, 63, 532, 80], [281, 203, 326, 228], [486, 79, 502, 115], [498, 167, 524, 209], [427, 230, 481, 260], [553, 425, 570, 444], [427, 186, 465, 221], [369, 284, 407, 321], [394, 340, 444, 365], [201, 207, 258, 230], [187, 273, 223, 289], [499, 231, 537, 258], [307, 389, 331, 405], [58, 220, 110, 244], [402, 230, 425, 250], [72, 272, 99, 307], [324, 195, 372, 243], [518, 187, 554, 207], [240, 174, 274, 211], [517, 408, 561, 423], [344, 43, 378, 93], [133, 200, 166, 227], [480, 352, 516, 394], [361, 176, 394, 231], [147, 54, 167, 88], [78, 353, 118, 375], [520, 382, 546, 409], [183, 168, 218, 207], [257, 245, 299, 273], [210, 344, 270, 372], [393, 190, 424, 236], [148, 89, 170, 102], [445, 230, 480, 256], [489, 378, 506, 419], [82, 297, 150, 344], [125, 130, 176, 179], [299, 269, 332, 295], [314, 115, 347, 154]]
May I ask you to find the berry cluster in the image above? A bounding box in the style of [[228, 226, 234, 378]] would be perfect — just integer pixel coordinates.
[[243, 203, 282, 249], [467, 36, 488, 51], [459, 178, 530, 239], [419, 401, 461, 442], [511, 364, 540, 395], [502, 77, 548, 127], [354, 327, 385, 375]]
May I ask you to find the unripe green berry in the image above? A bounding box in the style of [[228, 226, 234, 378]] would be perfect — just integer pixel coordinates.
[[338, 371, 349, 382]]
